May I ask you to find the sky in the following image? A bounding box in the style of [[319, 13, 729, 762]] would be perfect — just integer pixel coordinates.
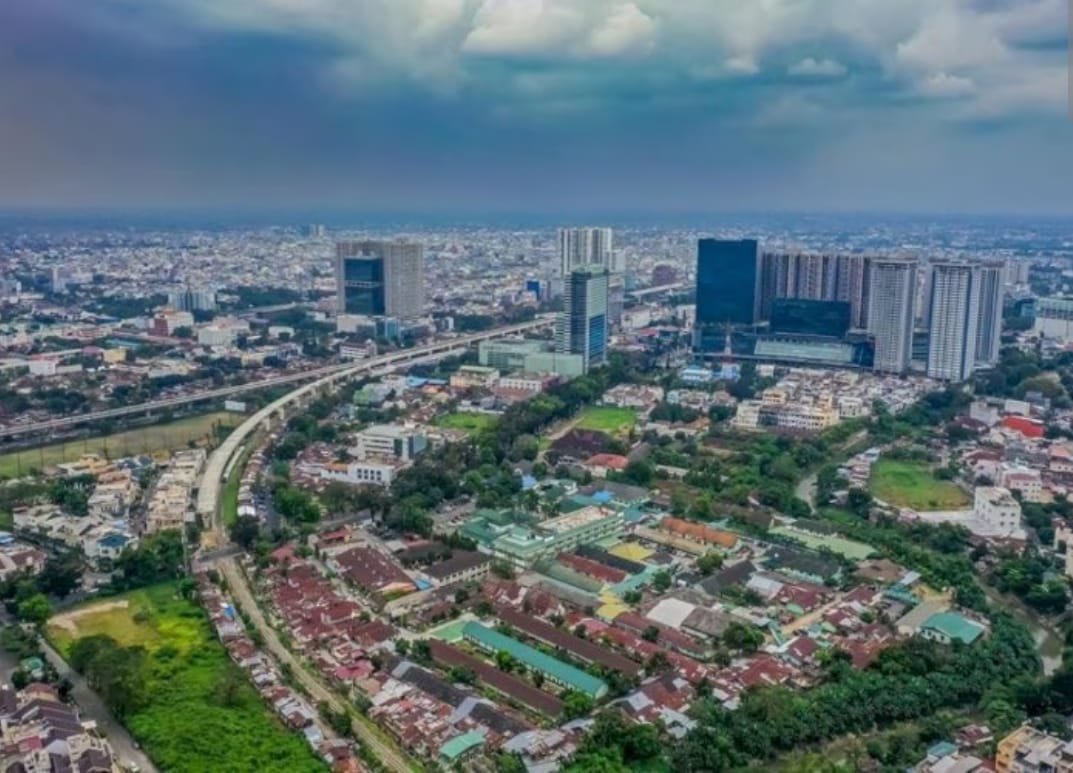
[[0, 0, 1070, 216]]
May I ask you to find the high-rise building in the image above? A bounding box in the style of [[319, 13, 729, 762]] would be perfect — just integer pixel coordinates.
[[770, 298, 851, 338], [168, 287, 217, 312], [696, 238, 761, 326], [868, 257, 918, 374], [927, 262, 980, 381], [557, 266, 609, 372], [756, 252, 871, 328], [975, 261, 1005, 367], [335, 240, 425, 320], [559, 228, 613, 277]]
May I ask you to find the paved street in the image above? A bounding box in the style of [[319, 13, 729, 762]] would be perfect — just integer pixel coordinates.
[[38, 639, 158, 773], [218, 557, 414, 773]]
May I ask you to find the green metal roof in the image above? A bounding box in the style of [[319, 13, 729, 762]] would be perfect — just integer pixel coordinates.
[[438, 730, 486, 761], [922, 611, 985, 644], [462, 622, 608, 698]]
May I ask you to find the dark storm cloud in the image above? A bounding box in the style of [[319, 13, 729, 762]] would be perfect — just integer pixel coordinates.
[[0, 0, 1070, 215]]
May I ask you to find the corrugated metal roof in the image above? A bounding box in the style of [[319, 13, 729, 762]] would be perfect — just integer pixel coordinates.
[[461, 622, 608, 698]]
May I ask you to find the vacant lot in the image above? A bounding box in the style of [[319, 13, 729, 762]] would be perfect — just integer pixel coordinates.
[[48, 583, 324, 773], [435, 412, 497, 434], [0, 412, 239, 479], [576, 406, 637, 436], [869, 460, 971, 511]]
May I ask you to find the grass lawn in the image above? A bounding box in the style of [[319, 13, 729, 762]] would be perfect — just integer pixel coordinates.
[[869, 459, 972, 511], [576, 406, 637, 436], [48, 583, 325, 773], [435, 412, 497, 434], [0, 411, 239, 479]]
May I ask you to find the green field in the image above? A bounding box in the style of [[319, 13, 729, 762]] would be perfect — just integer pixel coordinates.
[[869, 460, 972, 511], [435, 412, 497, 434], [577, 406, 637, 436], [0, 411, 239, 479], [771, 526, 876, 561], [48, 583, 324, 773]]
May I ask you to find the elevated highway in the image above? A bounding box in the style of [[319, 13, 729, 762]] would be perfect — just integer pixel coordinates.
[[196, 317, 553, 531], [0, 318, 551, 441]]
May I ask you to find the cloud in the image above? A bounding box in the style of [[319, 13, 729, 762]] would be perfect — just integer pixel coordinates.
[[787, 57, 847, 78], [462, 0, 583, 56], [1, 0, 1072, 213], [586, 3, 656, 57], [895, 7, 1008, 73], [916, 72, 977, 99], [724, 56, 760, 76]]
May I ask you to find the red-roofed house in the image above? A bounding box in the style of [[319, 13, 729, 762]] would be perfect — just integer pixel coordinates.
[[1003, 416, 1045, 439], [584, 454, 630, 478]]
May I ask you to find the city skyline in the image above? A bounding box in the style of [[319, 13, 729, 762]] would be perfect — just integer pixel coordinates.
[[1, 1, 1070, 215]]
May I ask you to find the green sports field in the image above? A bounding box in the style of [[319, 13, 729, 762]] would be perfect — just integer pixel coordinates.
[[0, 412, 238, 479], [869, 459, 971, 511]]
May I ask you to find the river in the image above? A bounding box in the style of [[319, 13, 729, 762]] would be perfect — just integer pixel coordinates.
[[984, 586, 1064, 675]]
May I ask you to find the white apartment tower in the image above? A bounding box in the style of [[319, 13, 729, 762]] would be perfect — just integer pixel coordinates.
[[868, 257, 918, 374], [975, 261, 1004, 367], [559, 227, 615, 276], [927, 261, 982, 382]]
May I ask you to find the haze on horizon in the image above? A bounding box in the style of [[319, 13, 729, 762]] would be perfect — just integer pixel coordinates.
[[1, 0, 1070, 216]]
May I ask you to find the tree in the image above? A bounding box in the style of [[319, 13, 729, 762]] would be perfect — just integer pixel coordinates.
[[112, 530, 185, 591], [17, 593, 52, 625], [37, 552, 83, 598], [319, 701, 353, 736], [697, 551, 725, 576], [578, 710, 663, 766], [622, 461, 654, 487], [448, 665, 477, 685], [410, 639, 431, 663], [229, 515, 261, 550], [68, 635, 149, 719], [495, 650, 518, 673], [641, 625, 660, 643], [562, 690, 595, 719], [847, 488, 874, 517], [652, 569, 672, 592], [723, 621, 764, 653]]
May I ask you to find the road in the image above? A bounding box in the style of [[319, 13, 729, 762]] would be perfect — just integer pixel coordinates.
[[218, 558, 414, 772], [1, 317, 554, 442], [38, 638, 158, 773], [197, 316, 554, 529], [191, 318, 559, 770]]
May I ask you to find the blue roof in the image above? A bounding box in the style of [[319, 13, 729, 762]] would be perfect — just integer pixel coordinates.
[[99, 533, 131, 548], [927, 741, 958, 759], [521, 475, 538, 490]]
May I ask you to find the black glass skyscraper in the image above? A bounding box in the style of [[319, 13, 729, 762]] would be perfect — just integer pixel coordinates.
[[696, 238, 760, 327]]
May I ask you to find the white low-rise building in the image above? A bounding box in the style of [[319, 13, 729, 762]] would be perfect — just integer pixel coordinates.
[[973, 486, 1023, 536], [350, 424, 427, 461], [999, 467, 1045, 503]]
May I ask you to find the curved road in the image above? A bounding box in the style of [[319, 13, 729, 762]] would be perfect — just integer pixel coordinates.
[[198, 319, 555, 771], [197, 317, 554, 529], [0, 318, 552, 442]]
